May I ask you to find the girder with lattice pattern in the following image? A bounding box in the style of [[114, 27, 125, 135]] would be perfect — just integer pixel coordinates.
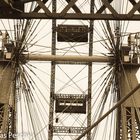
[[121, 107, 140, 140], [1, 0, 140, 20]]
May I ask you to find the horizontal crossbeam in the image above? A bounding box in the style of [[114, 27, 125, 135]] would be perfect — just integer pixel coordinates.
[[1, 0, 140, 20], [2, 13, 140, 20], [26, 54, 112, 63]]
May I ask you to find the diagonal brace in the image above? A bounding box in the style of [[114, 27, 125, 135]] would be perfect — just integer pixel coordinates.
[[36, 0, 52, 16], [101, 0, 118, 17], [65, 0, 81, 13], [97, 0, 113, 14], [60, 0, 78, 16], [34, 0, 49, 12], [128, 0, 140, 17], [129, 0, 140, 13], [75, 83, 140, 140]]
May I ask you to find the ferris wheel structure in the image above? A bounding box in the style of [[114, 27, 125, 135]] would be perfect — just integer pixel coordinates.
[[0, 0, 140, 140]]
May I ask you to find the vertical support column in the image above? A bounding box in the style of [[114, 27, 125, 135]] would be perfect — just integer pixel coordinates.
[[120, 65, 140, 140], [87, 0, 94, 139], [121, 107, 128, 140], [115, 26, 121, 140], [1, 105, 9, 136], [121, 107, 138, 140], [131, 108, 136, 140], [9, 66, 17, 140], [0, 62, 16, 139], [48, 0, 56, 140]]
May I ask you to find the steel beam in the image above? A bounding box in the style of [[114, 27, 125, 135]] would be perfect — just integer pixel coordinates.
[[27, 54, 112, 63], [1, 0, 140, 20], [2, 13, 140, 20], [36, 1, 51, 16], [48, 1, 56, 139], [75, 83, 140, 140]]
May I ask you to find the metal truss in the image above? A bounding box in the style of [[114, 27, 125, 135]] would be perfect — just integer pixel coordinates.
[[1, 0, 140, 20], [121, 107, 140, 140]]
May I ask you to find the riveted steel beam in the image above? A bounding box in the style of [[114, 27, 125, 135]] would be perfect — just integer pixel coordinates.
[[2, 13, 140, 20], [1, 0, 140, 20]]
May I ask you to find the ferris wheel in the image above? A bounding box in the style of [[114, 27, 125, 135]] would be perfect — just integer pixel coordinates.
[[0, 0, 140, 140]]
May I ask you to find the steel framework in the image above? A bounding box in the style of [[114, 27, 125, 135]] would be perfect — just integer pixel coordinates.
[[0, 0, 140, 20], [0, 0, 140, 140]]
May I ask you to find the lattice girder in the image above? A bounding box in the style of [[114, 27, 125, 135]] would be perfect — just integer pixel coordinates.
[[1, 0, 140, 20]]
